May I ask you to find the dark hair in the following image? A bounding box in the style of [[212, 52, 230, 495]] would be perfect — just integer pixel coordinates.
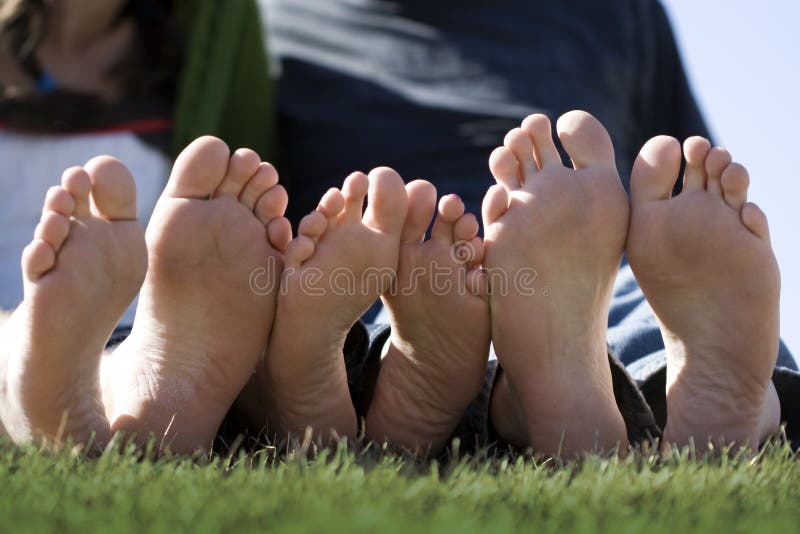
[[0, 0, 45, 68], [0, 0, 182, 133]]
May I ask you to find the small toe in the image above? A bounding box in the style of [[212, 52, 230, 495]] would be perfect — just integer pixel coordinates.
[[466, 266, 489, 299], [167, 136, 230, 199], [431, 194, 464, 243], [522, 113, 561, 170], [42, 186, 75, 217], [362, 167, 408, 234], [22, 239, 56, 281], [317, 188, 346, 219], [401, 180, 437, 244], [504, 128, 537, 179], [453, 212, 480, 243], [450, 235, 483, 267], [556, 110, 616, 170], [704, 147, 731, 198], [298, 211, 328, 242], [84, 156, 138, 220], [682, 136, 711, 192], [215, 148, 262, 198], [482, 184, 509, 226], [61, 167, 92, 217], [284, 235, 315, 269], [34, 211, 70, 252], [267, 217, 293, 253], [721, 163, 750, 211], [341, 172, 370, 222], [254, 184, 288, 226], [489, 147, 522, 190], [240, 162, 279, 211], [741, 202, 770, 241], [631, 136, 681, 203], [460, 236, 484, 270]]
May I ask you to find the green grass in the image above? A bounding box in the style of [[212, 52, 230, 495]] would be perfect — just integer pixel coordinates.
[[0, 439, 798, 533]]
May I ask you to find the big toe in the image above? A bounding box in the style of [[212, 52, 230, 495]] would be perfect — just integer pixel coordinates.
[[556, 110, 616, 170], [84, 156, 138, 220], [167, 136, 231, 199], [631, 136, 681, 203], [401, 180, 437, 244], [363, 167, 408, 234]]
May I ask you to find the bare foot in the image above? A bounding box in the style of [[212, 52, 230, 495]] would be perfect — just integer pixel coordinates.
[[366, 181, 490, 453], [105, 137, 291, 454], [627, 136, 780, 452], [259, 168, 407, 441], [483, 111, 628, 457], [0, 159, 146, 451]]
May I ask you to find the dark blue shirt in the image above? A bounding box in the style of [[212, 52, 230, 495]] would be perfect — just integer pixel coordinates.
[[262, 0, 709, 223]]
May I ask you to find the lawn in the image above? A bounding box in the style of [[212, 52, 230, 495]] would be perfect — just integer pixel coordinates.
[[0, 438, 798, 533]]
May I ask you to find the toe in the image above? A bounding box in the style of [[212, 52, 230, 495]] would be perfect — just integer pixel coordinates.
[[556, 110, 616, 170], [362, 167, 408, 234], [298, 211, 328, 242], [240, 162, 279, 211], [451, 235, 483, 268], [267, 217, 293, 253], [215, 148, 262, 199], [460, 236, 484, 270], [481, 184, 509, 226], [61, 167, 92, 217], [721, 163, 750, 211], [401, 180, 437, 244], [284, 235, 315, 269], [42, 186, 75, 217], [504, 128, 537, 180], [522, 114, 562, 170], [34, 211, 70, 252], [489, 147, 522, 190], [682, 136, 711, 192], [341, 172, 370, 222], [431, 194, 464, 243], [84, 156, 138, 220], [704, 147, 731, 198], [631, 136, 681, 202], [317, 188, 346, 219], [741, 202, 771, 241], [466, 266, 489, 299], [254, 184, 288, 226], [22, 239, 56, 281], [453, 212, 480, 243], [167, 136, 230, 199]]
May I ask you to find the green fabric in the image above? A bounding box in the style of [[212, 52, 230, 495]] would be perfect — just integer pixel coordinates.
[[172, 0, 275, 161]]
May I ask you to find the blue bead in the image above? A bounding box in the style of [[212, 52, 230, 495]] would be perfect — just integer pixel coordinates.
[[36, 73, 58, 93]]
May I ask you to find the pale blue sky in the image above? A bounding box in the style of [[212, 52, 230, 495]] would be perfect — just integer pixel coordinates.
[[661, 0, 799, 357]]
